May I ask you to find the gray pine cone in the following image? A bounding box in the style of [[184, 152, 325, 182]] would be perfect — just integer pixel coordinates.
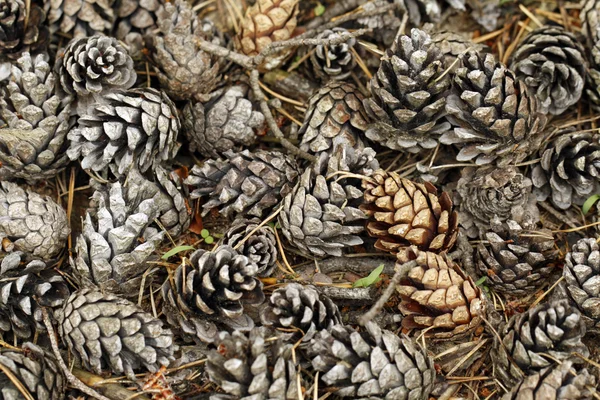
[[510, 26, 586, 115], [67, 87, 180, 177], [309, 28, 356, 81], [182, 84, 264, 158], [260, 283, 341, 341], [0, 52, 74, 182], [55, 288, 175, 377], [564, 238, 600, 330], [224, 217, 277, 277], [364, 28, 452, 154], [582, 0, 600, 45], [585, 38, 600, 110], [115, 0, 161, 56], [185, 149, 300, 219], [0, 342, 65, 400], [443, 52, 544, 166], [531, 130, 600, 210], [306, 322, 436, 399], [0, 0, 48, 61], [207, 327, 302, 399], [0, 181, 69, 260], [278, 168, 366, 258], [430, 30, 490, 72], [491, 299, 589, 388], [46, 0, 115, 37]]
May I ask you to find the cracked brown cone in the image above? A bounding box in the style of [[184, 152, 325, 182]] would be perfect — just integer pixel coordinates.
[[361, 169, 459, 253]]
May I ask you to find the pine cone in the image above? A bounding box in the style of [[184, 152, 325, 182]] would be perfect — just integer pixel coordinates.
[[56, 288, 175, 377], [360, 169, 459, 253], [502, 360, 597, 400], [442, 52, 544, 166], [306, 322, 436, 399], [182, 84, 264, 158], [509, 26, 586, 115], [585, 39, 600, 110], [0, 252, 69, 340], [491, 299, 589, 388], [235, 0, 299, 70], [0, 52, 74, 182], [396, 246, 485, 339], [363, 28, 452, 154], [161, 246, 264, 343], [54, 35, 136, 114], [0, 342, 65, 400], [71, 180, 165, 296], [67, 87, 180, 177], [46, 0, 115, 37], [185, 149, 300, 219], [279, 168, 366, 258], [531, 131, 600, 210], [0, 181, 69, 260], [115, 0, 160, 56], [224, 217, 277, 277], [581, 0, 600, 45], [430, 30, 489, 72], [0, 0, 48, 61], [207, 327, 302, 399], [260, 283, 341, 341], [309, 28, 356, 81], [476, 217, 557, 296]]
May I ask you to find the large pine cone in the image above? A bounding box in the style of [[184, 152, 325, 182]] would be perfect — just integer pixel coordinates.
[[491, 299, 589, 388], [309, 28, 356, 81], [0, 181, 69, 260], [442, 52, 544, 166], [531, 131, 600, 210], [207, 327, 302, 399], [67, 87, 180, 177], [279, 168, 366, 258], [306, 322, 436, 399], [182, 84, 264, 158], [185, 149, 300, 219], [476, 217, 557, 296], [0, 0, 48, 61], [260, 283, 341, 341], [361, 169, 459, 253], [0, 52, 74, 182], [564, 238, 600, 330], [396, 246, 485, 339], [0, 342, 65, 400], [364, 28, 451, 154], [55, 288, 175, 377], [46, 0, 115, 37], [509, 26, 586, 116], [161, 246, 264, 343], [224, 217, 277, 277]]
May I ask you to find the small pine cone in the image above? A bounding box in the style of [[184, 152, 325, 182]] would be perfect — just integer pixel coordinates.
[[55, 288, 175, 377], [531, 131, 600, 210], [235, 0, 299, 70], [309, 28, 356, 81], [114, 0, 160, 56], [442, 52, 544, 166], [224, 217, 277, 277], [396, 246, 485, 339], [278, 168, 366, 258], [46, 0, 115, 37], [0, 181, 69, 260], [67, 87, 181, 177], [456, 166, 539, 238], [0, 0, 48, 61], [207, 327, 302, 399], [0, 252, 70, 340], [364, 28, 452, 154], [306, 322, 436, 399], [54, 35, 136, 114], [564, 238, 600, 330], [430, 30, 490, 72], [260, 283, 341, 341], [182, 84, 264, 158], [0, 342, 65, 400], [0, 52, 74, 182], [476, 217, 557, 296], [185, 149, 300, 219], [509, 26, 586, 115], [71, 180, 165, 296], [360, 169, 459, 254], [502, 360, 597, 400], [161, 246, 264, 343], [491, 299, 589, 388]]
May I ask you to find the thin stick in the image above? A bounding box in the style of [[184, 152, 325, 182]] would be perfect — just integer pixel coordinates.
[[519, 4, 544, 28], [258, 81, 305, 107]]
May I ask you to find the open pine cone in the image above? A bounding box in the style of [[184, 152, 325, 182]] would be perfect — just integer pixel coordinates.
[[564, 238, 600, 330], [0, 0, 48, 61]]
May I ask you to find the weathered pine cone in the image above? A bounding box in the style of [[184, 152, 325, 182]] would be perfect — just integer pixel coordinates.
[[46, 0, 115, 37], [114, 0, 160, 56], [581, 0, 600, 45], [0, 0, 48, 61], [360, 169, 459, 253], [430, 30, 490, 72], [309, 28, 356, 81], [224, 217, 277, 277], [564, 238, 600, 330]]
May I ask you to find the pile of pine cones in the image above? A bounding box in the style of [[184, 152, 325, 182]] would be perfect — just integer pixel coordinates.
[[3, 0, 600, 398]]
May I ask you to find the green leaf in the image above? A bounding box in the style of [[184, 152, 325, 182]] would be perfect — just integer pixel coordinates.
[[201, 229, 210, 238], [162, 245, 195, 260], [205, 236, 214, 245], [475, 276, 487, 286], [583, 194, 600, 215], [353, 264, 384, 288], [314, 3, 326, 16]]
